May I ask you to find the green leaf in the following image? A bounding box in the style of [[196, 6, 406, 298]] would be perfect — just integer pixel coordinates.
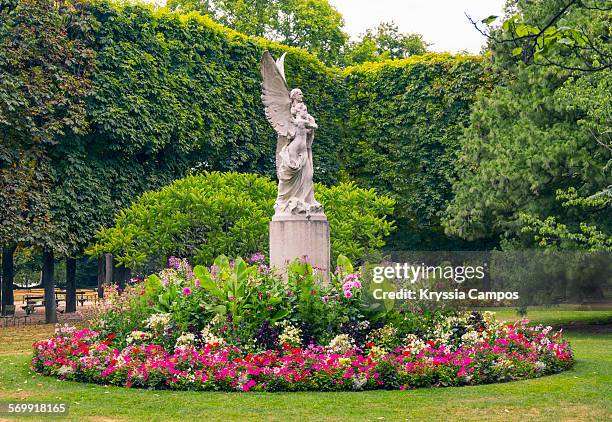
[[481, 15, 498, 25], [193, 265, 209, 281], [271, 309, 289, 321], [212, 305, 227, 315], [512, 47, 523, 56]]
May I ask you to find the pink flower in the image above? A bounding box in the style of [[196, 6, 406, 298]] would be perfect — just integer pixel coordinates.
[[182, 287, 192, 296], [342, 282, 353, 291], [344, 290, 353, 299], [242, 379, 257, 391], [194, 279, 200, 288]]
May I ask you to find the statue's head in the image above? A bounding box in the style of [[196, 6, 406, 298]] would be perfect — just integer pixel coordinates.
[[290, 88, 303, 103]]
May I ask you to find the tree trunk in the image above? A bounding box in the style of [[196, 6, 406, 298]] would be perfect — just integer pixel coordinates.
[[65, 257, 76, 313], [104, 253, 113, 285], [97, 255, 105, 299], [1, 245, 16, 314], [115, 263, 128, 291], [42, 249, 57, 324]]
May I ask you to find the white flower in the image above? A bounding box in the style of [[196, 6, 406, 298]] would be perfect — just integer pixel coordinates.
[[175, 332, 196, 349], [327, 334, 354, 354], [201, 325, 224, 346], [403, 334, 427, 354], [145, 313, 172, 332], [276, 320, 302, 347], [126, 330, 151, 344], [57, 365, 74, 376], [352, 375, 368, 390]]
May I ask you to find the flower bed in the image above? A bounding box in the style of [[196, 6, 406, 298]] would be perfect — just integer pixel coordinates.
[[32, 321, 573, 392], [31, 255, 574, 391]]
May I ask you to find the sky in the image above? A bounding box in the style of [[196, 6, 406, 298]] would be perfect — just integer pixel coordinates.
[[146, 0, 508, 54], [329, 0, 506, 54]]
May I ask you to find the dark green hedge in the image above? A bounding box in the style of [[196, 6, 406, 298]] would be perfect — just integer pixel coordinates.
[[342, 56, 491, 249], [86, 2, 345, 183], [12, 1, 487, 253]]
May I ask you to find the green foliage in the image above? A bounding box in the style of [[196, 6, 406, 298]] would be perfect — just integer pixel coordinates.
[[343, 22, 429, 66], [342, 55, 491, 249], [519, 188, 611, 251], [90, 254, 375, 349], [87, 1, 345, 181], [443, 1, 611, 248], [87, 172, 395, 269], [477, 0, 610, 72], [0, 0, 96, 251], [166, 0, 348, 65], [2, 0, 489, 258]]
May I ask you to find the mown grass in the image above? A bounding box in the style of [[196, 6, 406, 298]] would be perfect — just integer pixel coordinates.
[[0, 310, 610, 421], [483, 305, 612, 327]]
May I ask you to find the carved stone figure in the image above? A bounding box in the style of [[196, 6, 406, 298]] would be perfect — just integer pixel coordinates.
[[260, 51, 324, 217]]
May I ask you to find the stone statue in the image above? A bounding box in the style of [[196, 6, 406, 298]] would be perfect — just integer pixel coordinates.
[[260, 51, 324, 217]]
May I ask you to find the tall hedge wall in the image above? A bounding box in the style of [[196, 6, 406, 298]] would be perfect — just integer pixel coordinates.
[[86, 1, 345, 183], [342, 56, 491, 249], [26, 1, 488, 253]]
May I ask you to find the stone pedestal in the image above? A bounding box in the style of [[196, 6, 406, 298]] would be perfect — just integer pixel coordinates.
[[269, 215, 330, 281]]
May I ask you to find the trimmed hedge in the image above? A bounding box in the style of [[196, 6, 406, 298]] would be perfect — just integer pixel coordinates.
[[88, 172, 395, 269], [86, 1, 345, 184], [342, 56, 491, 249], [3, 0, 488, 253]]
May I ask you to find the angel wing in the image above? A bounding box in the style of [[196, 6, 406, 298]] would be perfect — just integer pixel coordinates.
[[260, 51, 292, 138]]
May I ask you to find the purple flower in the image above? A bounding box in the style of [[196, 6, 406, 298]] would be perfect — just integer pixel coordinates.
[[249, 251, 266, 264], [344, 290, 353, 299], [182, 287, 192, 296]]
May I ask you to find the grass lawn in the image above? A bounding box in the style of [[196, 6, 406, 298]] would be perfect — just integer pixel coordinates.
[[0, 311, 610, 421], [482, 305, 612, 327]]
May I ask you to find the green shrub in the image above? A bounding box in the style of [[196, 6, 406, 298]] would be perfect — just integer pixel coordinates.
[[87, 171, 395, 269]]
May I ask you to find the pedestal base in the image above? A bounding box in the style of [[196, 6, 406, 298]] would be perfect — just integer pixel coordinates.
[[269, 216, 330, 281]]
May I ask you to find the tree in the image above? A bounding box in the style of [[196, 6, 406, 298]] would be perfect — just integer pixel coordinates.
[[0, 0, 96, 321], [468, 0, 611, 72], [344, 22, 429, 65], [166, 0, 348, 65], [443, 0, 611, 248]]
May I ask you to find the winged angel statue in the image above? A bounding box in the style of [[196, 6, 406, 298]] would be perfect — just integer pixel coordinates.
[[260, 51, 324, 217]]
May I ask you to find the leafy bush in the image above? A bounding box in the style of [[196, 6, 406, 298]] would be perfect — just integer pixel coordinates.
[[87, 172, 395, 269]]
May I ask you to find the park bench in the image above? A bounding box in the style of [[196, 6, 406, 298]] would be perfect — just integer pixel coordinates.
[[21, 296, 63, 315], [1, 305, 30, 326]]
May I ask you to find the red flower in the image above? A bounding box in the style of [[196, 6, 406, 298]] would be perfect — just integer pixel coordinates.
[[107, 333, 116, 340], [427, 340, 436, 347], [366, 342, 375, 348]]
